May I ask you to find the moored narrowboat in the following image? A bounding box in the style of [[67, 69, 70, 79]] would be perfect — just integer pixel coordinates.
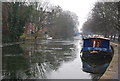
[[81, 38, 114, 59]]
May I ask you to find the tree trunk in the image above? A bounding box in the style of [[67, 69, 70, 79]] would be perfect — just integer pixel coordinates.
[[118, 33, 120, 43], [110, 35, 113, 40], [104, 34, 107, 38], [104, 34, 109, 38], [113, 34, 116, 41]]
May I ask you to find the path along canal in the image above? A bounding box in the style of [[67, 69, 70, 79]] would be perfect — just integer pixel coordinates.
[[2, 39, 111, 80]]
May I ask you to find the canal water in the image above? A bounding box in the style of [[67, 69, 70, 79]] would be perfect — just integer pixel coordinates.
[[2, 39, 110, 80]]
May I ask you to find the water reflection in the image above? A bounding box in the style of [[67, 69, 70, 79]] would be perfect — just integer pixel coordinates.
[[24, 40, 77, 79], [80, 52, 112, 80], [2, 40, 78, 79], [2, 45, 29, 79]]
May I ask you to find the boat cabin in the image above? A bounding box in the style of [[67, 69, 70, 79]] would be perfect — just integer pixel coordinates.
[[81, 38, 112, 52]]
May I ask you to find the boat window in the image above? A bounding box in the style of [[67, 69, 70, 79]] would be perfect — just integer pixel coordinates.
[[92, 40, 101, 48]]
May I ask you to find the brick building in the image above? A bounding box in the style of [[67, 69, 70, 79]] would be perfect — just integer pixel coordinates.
[[25, 22, 37, 34]]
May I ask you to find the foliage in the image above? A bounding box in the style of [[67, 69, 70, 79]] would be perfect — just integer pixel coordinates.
[[82, 2, 119, 41], [3, 2, 79, 42], [7, 2, 32, 41], [28, 3, 79, 39], [46, 6, 79, 39]]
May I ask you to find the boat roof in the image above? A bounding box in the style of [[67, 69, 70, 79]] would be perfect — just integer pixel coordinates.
[[83, 37, 110, 40]]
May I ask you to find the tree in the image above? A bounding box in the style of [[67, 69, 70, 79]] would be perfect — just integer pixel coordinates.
[[118, 2, 120, 42], [82, 2, 119, 41], [6, 2, 32, 42], [3, 2, 79, 42], [46, 6, 79, 39], [2, 3, 10, 43]]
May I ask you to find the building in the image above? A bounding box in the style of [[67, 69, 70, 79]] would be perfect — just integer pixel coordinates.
[[25, 22, 37, 34]]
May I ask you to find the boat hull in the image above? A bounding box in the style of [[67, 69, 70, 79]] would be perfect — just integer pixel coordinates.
[[81, 51, 113, 60]]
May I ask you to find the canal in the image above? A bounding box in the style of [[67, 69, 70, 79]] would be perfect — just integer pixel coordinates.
[[2, 39, 111, 80]]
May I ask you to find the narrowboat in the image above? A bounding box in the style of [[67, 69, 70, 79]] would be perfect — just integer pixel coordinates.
[[81, 38, 114, 59]]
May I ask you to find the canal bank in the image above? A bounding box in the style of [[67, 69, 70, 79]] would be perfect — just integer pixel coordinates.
[[99, 42, 119, 81]]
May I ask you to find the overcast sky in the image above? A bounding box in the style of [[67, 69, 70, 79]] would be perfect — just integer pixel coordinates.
[[49, 0, 97, 31]]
